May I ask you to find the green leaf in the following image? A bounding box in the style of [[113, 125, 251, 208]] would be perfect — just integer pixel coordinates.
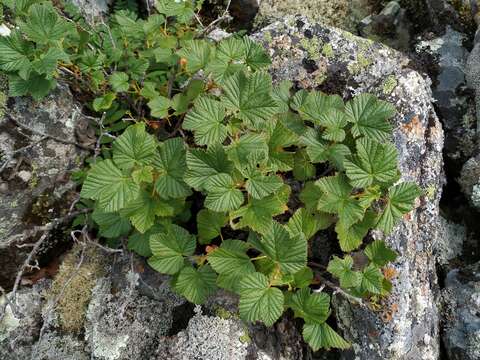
[[119, 191, 163, 233], [260, 222, 307, 274], [231, 185, 290, 234], [221, 71, 279, 129], [327, 256, 362, 289], [364, 240, 397, 267], [300, 128, 329, 163], [131, 166, 154, 184], [81, 159, 140, 212], [293, 90, 344, 121], [243, 36, 270, 70], [177, 40, 213, 73], [226, 133, 269, 168], [345, 93, 395, 142], [92, 210, 131, 238], [204, 173, 244, 212], [238, 272, 284, 326], [197, 209, 227, 244], [267, 120, 298, 171], [292, 267, 314, 288], [93, 93, 116, 112], [0, 30, 32, 73], [245, 173, 283, 200], [109, 72, 129, 92], [317, 108, 348, 142], [335, 211, 377, 252], [148, 224, 196, 275], [300, 182, 323, 212], [286, 208, 333, 241], [113, 123, 157, 170], [173, 265, 217, 304], [303, 323, 350, 351], [8, 73, 56, 100], [293, 149, 315, 181], [376, 182, 422, 234], [20, 3, 73, 44], [183, 96, 227, 146], [185, 145, 233, 191], [272, 80, 292, 113], [344, 137, 399, 188], [316, 175, 364, 228], [148, 96, 171, 118], [205, 37, 246, 82], [153, 138, 191, 199], [360, 264, 384, 294], [128, 224, 165, 257], [287, 288, 330, 324], [208, 240, 255, 275]]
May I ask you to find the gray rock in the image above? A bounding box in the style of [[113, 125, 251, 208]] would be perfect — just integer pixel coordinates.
[[155, 305, 250, 360], [442, 262, 480, 360], [416, 27, 469, 130], [466, 30, 480, 130], [254, 0, 375, 33], [0, 84, 90, 289], [31, 332, 89, 360], [434, 217, 466, 265], [459, 154, 480, 209], [0, 281, 49, 360], [253, 16, 444, 359], [84, 256, 185, 360], [416, 26, 476, 161], [359, 1, 412, 51], [68, 0, 112, 21]]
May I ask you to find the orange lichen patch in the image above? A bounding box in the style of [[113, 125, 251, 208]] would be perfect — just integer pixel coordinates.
[[381, 303, 399, 323], [383, 267, 398, 281], [401, 115, 424, 140]]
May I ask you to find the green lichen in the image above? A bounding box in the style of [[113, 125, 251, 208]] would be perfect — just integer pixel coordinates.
[[347, 53, 373, 75], [321, 43, 334, 58], [314, 71, 328, 85], [383, 75, 398, 95], [300, 37, 320, 60], [239, 329, 251, 344], [0, 91, 6, 119], [215, 306, 233, 320], [426, 184, 436, 200], [263, 31, 273, 44]]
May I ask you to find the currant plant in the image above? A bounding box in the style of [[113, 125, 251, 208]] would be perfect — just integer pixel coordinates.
[[0, 0, 423, 352], [80, 80, 421, 350]]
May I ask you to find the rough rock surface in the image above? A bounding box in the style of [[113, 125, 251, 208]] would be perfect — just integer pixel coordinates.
[[254, 0, 376, 33], [417, 26, 476, 162], [68, 0, 112, 21], [253, 16, 444, 360], [0, 247, 305, 359], [442, 262, 480, 360], [466, 27, 480, 128], [459, 154, 480, 209], [359, 1, 413, 51], [434, 217, 466, 266], [0, 84, 90, 289]]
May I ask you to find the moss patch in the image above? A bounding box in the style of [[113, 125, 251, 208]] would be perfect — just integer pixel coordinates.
[[49, 244, 106, 333]]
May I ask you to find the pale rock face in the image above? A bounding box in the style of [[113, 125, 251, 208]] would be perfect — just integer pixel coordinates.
[[252, 16, 444, 360]]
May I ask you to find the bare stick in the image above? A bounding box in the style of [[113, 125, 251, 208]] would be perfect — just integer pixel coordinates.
[[195, 0, 233, 38], [317, 275, 368, 309]]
